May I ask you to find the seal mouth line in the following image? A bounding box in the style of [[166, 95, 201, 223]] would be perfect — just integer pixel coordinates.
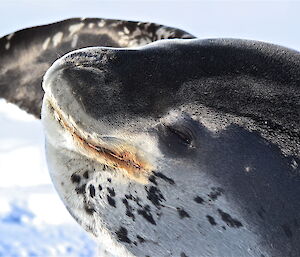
[[46, 96, 151, 176], [85, 141, 144, 170]]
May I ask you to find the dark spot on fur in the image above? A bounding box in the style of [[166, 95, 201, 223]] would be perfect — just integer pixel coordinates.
[[89, 184, 95, 198], [148, 175, 157, 185], [194, 196, 205, 204], [83, 171, 89, 179], [125, 194, 142, 207], [177, 207, 190, 219], [206, 215, 217, 225], [84, 204, 95, 215], [222, 226, 226, 230], [145, 186, 165, 208], [98, 185, 102, 191], [137, 235, 145, 243], [107, 187, 116, 197], [181, 253, 188, 257], [137, 205, 156, 225], [107, 178, 111, 183], [122, 199, 135, 220], [71, 174, 81, 184], [282, 224, 293, 238], [153, 171, 175, 185], [133, 241, 137, 246], [107, 195, 116, 207], [75, 184, 86, 194], [135, 197, 143, 207], [208, 187, 224, 201], [61, 182, 64, 186], [217, 209, 243, 228], [116, 227, 131, 244], [125, 194, 133, 200]]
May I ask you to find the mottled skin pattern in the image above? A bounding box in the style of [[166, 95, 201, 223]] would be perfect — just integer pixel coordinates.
[[42, 39, 300, 257], [0, 18, 194, 117]]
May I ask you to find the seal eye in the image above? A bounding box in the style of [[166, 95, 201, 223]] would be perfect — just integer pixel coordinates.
[[157, 112, 199, 155], [165, 125, 193, 146]]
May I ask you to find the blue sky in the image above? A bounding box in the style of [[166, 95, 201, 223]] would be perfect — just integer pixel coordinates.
[[0, 0, 299, 50]]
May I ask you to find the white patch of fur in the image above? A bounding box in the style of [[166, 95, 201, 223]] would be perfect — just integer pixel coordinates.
[[42, 37, 51, 50], [131, 28, 142, 38], [137, 37, 152, 46], [291, 159, 298, 170], [52, 32, 63, 47], [6, 32, 14, 41], [244, 166, 251, 172], [5, 42, 10, 50], [98, 20, 105, 27], [156, 27, 174, 40], [69, 23, 84, 37], [71, 34, 79, 48], [118, 35, 130, 46], [88, 23, 95, 29], [110, 21, 122, 28], [123, 27, 130, 35]]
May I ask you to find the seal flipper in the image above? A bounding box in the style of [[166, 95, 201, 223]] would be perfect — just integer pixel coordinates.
[[0, 17, 194, 118]]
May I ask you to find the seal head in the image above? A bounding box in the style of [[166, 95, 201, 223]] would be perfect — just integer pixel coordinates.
[[42, 39, 300, 257]]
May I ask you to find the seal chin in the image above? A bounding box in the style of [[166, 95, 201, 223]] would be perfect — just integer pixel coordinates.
[[42, 93, 155, 184]]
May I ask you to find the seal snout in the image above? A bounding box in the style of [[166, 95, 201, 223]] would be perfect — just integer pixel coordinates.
[[43, 46, 109, 93]]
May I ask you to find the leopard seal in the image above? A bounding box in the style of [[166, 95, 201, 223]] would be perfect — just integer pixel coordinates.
[[42, 39, 300, 257]]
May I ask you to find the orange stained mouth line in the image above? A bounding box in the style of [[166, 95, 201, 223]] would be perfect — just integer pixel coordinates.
[[48, 98, 153, 182]]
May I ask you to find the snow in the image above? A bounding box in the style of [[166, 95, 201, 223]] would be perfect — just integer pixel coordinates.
[[0, 100, 96, 257]]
